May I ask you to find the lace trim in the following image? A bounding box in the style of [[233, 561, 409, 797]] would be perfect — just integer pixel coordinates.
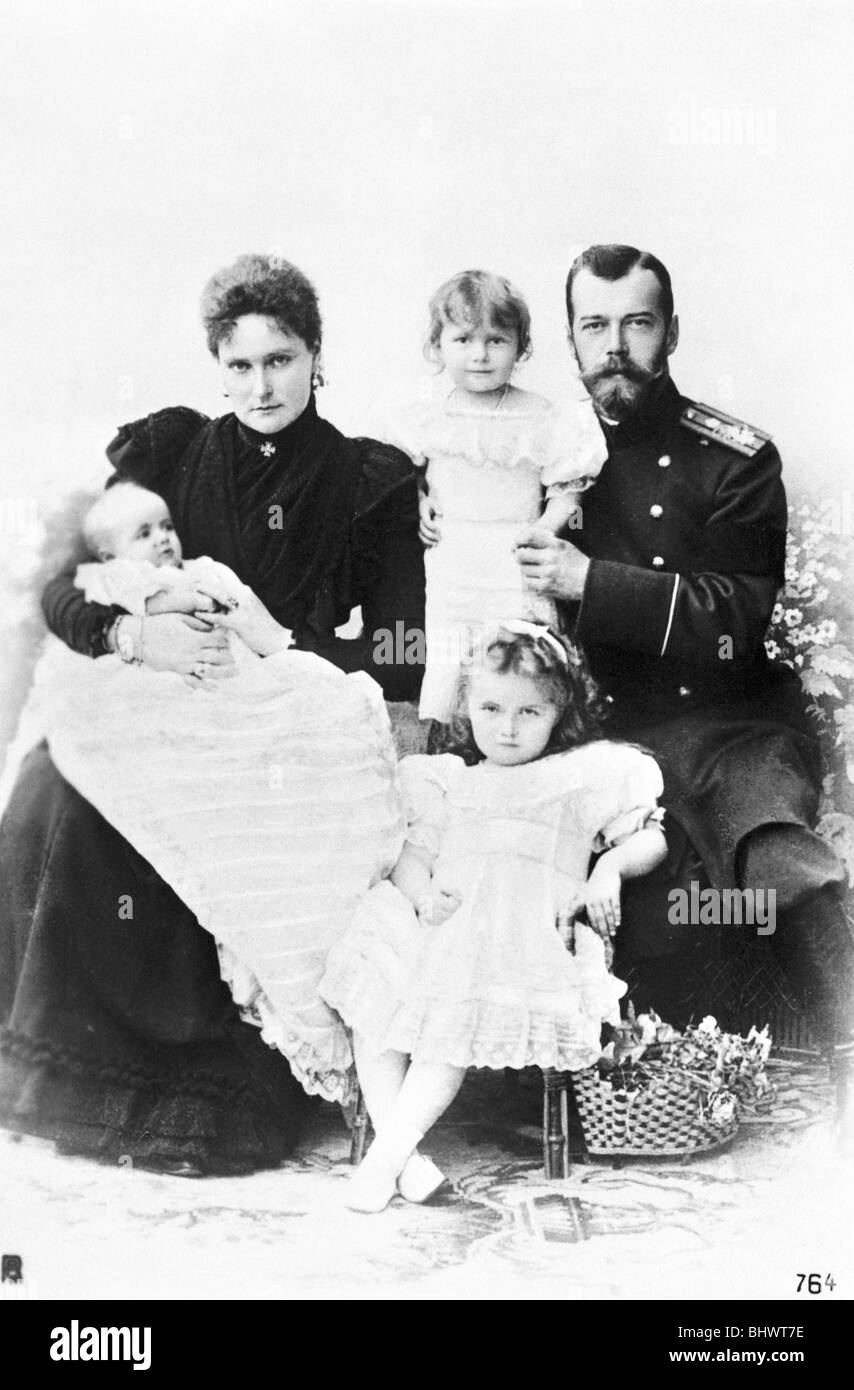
[[215, 948, 356, 1106], [387, 398, 606, 478], [0, 1027, 253, 1103], [323, 960, 625, 1074]]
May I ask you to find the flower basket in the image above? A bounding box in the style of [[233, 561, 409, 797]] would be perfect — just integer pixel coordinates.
[[568, 1012, 773, 1158], [569, 1061, 739, 1156]]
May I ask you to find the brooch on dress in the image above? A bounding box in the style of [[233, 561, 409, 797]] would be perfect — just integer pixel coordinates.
[[260, 441, 276, 458]]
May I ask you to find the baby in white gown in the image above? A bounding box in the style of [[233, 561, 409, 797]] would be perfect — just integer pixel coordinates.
[[321, 622, 667, 1210], [30, 482, 404, 1103], [381, 269, 607, 722]]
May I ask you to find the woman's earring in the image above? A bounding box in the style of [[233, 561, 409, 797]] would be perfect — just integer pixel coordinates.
[[311, 367, 325, 390]]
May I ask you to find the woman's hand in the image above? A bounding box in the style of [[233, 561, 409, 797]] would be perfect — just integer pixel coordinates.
[[197, 582, 291, 657], [418, 491, 443, 548], [141, 614, 236, 685], [584, 853, 623, 943]]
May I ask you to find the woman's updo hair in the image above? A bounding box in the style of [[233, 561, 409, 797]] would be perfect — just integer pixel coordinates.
[[442, 624, 604, 764], [425, 269, 533, 364], [201, 253, 322, 357]]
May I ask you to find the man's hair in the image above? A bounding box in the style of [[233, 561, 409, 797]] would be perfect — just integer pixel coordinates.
[[565, 245, 674, 326], [201, 253, 322, 357]]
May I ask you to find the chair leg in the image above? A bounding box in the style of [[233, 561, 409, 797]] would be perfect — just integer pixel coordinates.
[[349, 1085, 370, 1166], [542, 1069, 570, 1179]]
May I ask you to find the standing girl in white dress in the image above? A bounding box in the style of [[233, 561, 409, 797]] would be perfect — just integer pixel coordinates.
[[382, 269, 607, 723], [321, 623, 667, 1210]]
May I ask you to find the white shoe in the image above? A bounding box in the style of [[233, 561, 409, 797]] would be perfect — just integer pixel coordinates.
[[397, 1152, 446, 1204], [343, 1164, 397, 1214]]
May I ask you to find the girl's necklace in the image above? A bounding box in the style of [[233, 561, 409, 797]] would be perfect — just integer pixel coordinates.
[[447, 383, 510, 415]]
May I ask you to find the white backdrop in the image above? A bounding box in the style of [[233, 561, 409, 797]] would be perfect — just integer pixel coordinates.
[[2, 0, 852, 489], [1, 0, 852, 748]]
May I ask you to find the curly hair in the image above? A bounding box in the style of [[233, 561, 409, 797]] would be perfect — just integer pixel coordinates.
[[424, 269, 533, 364], [200, 253, 322, 356], [441, 624, 604, 764]]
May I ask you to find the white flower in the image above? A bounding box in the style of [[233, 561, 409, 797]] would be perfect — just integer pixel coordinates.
[[709, 1093, 738, 1127]]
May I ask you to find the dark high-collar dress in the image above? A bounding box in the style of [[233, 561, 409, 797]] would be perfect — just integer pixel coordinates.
[[0, 400, 424, 1173]]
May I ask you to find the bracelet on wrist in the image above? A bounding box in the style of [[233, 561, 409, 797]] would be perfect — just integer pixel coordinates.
[[114, 615, 142, 666]]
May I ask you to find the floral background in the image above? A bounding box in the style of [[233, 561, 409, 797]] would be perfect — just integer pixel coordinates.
[[765, 496, 854, 879]]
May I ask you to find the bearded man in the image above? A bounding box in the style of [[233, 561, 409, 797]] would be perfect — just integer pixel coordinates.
[[515, 244, 853, 1140]]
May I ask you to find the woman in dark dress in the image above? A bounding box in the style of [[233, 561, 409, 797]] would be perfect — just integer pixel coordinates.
[[0, 253, 424, 1175]]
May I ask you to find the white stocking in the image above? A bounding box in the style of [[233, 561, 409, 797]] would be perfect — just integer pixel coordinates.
[[352, 1032, 409, 1132], [362, 1060, 466, 1181]]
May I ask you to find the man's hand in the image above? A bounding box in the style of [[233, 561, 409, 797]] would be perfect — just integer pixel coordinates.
[[514, 526, 590, 601], [141, 613, 236, 686], [418, 491, 443, 548]]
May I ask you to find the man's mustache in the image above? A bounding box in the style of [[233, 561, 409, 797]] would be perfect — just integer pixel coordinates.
[[588, 359, 651, 384]]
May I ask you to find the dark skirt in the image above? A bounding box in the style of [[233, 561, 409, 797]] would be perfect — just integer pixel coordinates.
[[0, 744, 309, 1173]]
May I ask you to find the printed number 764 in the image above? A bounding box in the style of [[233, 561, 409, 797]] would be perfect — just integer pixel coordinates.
[[797, 1273, 836, 1293]]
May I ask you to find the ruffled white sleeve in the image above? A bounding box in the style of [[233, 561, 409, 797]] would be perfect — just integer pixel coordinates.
[[397, 753, 462, 861], [73, 558, 174, 615], [592, 746, 665, 851], [368, 399, 431, 470], [183, 556, 253, 604], [539, 398, 608, 498]]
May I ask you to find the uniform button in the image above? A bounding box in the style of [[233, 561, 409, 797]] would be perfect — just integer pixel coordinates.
[[699, 438, 709, 447], [678, 685, 692, 697], [652, 555, 664, 568], [658, 454, 671, 467], [649, 504, 663, 518]]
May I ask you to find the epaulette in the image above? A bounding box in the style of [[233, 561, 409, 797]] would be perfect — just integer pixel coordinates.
[[680, 400, 772, 457]]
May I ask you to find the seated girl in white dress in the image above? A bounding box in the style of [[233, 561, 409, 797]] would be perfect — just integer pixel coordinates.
[[29, 481, 404, 1104], [380, 269, 607, 723], [320, 622, 667, 1210]]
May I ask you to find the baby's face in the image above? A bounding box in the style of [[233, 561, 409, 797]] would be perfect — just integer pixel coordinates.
[[107, 492, 182, 567]]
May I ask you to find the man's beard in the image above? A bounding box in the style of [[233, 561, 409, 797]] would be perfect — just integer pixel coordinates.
[[580, 356, 668, 423]]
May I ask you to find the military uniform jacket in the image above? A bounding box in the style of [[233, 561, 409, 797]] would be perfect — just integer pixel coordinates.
[[568, 377, 823, 887]]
